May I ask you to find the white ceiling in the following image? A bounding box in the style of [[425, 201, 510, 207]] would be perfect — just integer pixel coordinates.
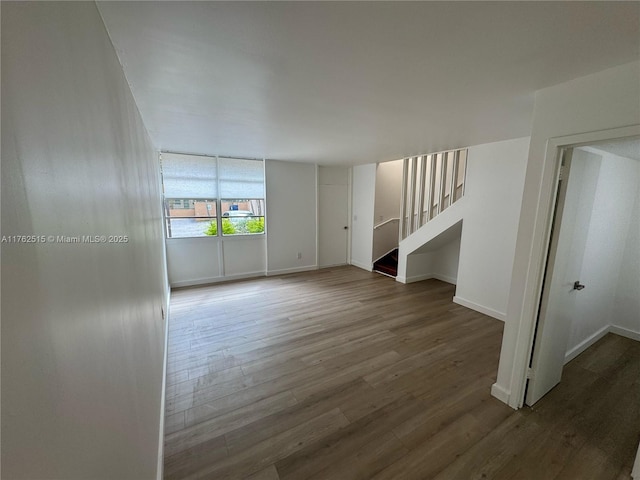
[[98, 2, 640, 166]]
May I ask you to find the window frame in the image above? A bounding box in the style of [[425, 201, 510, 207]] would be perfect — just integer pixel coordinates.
[[161, 154, 266, 239]]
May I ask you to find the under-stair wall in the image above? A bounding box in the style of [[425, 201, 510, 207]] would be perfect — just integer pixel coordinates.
[[402, 223, 462, 284], [397, 201, 465, 283]]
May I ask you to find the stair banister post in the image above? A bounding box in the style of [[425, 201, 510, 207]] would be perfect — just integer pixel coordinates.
[[460, 149, 468, 199], [450, 149, 460, 205], [427, 154, 436, 222], [408, 156, 418, 236], [438, 152, 448, 215], [417, 155, 427, 229], [399, 157, 409, 241]]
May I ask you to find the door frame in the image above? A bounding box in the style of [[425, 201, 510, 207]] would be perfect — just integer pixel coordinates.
[[505, 124, 640, 409]]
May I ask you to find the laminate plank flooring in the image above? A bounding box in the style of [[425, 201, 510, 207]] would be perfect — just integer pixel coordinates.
[[164, 266, 639, 479]]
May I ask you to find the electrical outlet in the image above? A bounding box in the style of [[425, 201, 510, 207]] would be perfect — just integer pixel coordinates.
[[297, 252, 302, 260]]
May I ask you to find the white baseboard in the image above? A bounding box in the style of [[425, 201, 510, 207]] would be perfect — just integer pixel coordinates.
[[610, 325, 640, 341], [350, 260, 373, 272], [171, 265, 326, 287], [453, 296, 506, 322], [267, 265, 318, 276], [170, 271, 265, 288], [398, 272, 457, 285], [564, 324, 610, 364], [318, 262, 348, 269], [564, 325, 640, 365], [431, 273, 457, 285], [404, 273, 432, 283], [491, 382, 512, 406]]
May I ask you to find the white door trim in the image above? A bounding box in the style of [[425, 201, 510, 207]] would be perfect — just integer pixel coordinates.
[[500, 124, 640, 409]]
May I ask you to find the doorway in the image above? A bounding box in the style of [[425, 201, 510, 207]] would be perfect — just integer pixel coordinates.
[[526, 136, 640, 406]]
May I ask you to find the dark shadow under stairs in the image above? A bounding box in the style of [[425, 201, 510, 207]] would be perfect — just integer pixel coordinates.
[[373, 249, 398, 277]]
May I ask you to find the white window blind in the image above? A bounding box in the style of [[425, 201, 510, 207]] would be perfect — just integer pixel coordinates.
[[218, 157, 265, 198], [161, 152, 217, 198]]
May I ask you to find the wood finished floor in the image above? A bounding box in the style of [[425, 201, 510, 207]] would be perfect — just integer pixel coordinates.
[[164, 266, 639, 479]]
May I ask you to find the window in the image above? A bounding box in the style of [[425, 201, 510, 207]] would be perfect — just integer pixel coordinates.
[[161, 153, 265, 238]]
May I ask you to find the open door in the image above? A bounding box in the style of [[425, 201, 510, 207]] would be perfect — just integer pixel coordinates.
[[526, 148, 586, 405]]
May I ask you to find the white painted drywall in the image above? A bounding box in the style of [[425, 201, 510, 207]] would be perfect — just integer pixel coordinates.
[[166, 237, 223, 286], [496, 61, 640, 408], [400, 218, 463, 285], [567, 150, 640, 355], [372, 159, 403, 262], [613, 173, 640, 337], [265, 160, 317, 274], [454, 137, 530, 320], [432, 235, 462, 284], [350, 164, 377, 270], [318, 165, 349, 186], [2, 3, 167, 478], [166, 236, 267, 287], [223, 235, 267, 276], [404, 236, 461, 285], [374, 159, 403, 225]]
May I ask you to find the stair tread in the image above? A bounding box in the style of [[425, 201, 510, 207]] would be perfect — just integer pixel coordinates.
[[373, 249, 398, 277]]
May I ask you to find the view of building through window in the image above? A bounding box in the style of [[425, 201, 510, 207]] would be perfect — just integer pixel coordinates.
[[161, 153, 265, 238]]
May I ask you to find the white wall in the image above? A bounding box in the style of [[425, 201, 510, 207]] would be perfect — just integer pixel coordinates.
[[432, 236, 462, 284], [167, 237, 223, 285], [567, 150, 639, 355], [496, 60, 640, 408], [318, 165, 349, 186], [266, 160, 317, 274], [350, 164, 377, 270], [166, 236, 266, 287], [613, 175, 640, 337], [2, 3, 167, 478], [454, 137, 530, 321], [372, 159, 403, 261], [374, 159, 403, 224], [405, 235, 461, 285]]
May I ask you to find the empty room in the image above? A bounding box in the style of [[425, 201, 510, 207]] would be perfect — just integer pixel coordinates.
[[2, 2, 639, 479]]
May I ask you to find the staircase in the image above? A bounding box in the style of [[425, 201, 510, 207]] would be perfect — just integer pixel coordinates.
[[370, 147, 468, 281], [373, 249, 398, 277], [395, 146, 468, 283]]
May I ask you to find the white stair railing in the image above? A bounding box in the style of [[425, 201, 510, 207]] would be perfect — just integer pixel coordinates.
[[399, 148, 467, 240], [373, 217, 400, 262]]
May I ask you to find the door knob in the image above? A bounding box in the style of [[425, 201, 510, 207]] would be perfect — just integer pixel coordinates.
[[343, 226, 348, 230], [573, 281, 585, 291]]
